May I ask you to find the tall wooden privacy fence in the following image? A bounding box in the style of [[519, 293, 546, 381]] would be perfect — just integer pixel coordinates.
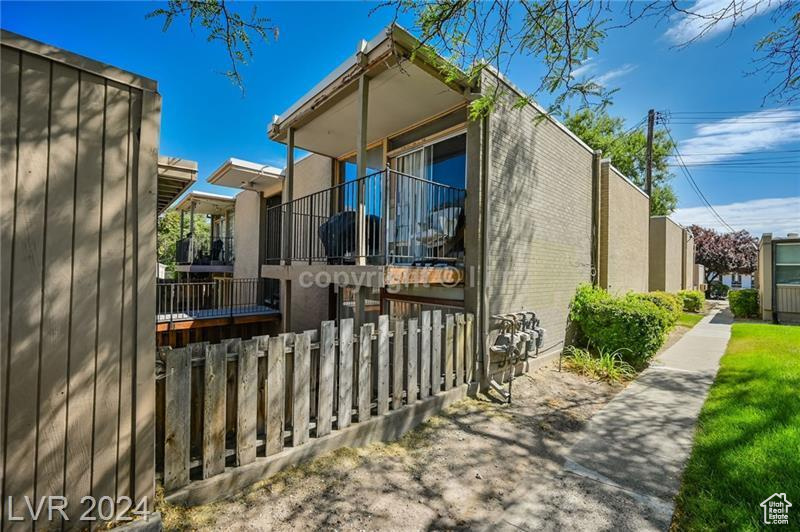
[[156, 311, 475, 494]]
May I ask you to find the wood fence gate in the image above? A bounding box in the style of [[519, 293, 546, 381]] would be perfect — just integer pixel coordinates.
[[157, 311, 474, 504]]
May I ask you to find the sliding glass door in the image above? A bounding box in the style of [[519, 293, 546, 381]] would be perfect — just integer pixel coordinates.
[[390, 132, 466, 264]]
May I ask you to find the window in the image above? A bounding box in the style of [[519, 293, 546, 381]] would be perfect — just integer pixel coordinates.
[[393, 132, 466, 188], [775, 243, 800, 285]]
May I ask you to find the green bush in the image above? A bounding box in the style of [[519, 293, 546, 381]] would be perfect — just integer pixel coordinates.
[[569, 284, 674, 368], [678, 290, 705, 313], [728, 289, 759, 318], [628, 291, 682, 325], [709, 280, 729, 299]]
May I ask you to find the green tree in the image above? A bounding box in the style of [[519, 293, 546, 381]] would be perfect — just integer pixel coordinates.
[[378, 1, 799, 115], [564, 109, 677, 215], [146, 1, 798, 106], [157, 210, 211, 273], [147, 0, 278, 91]]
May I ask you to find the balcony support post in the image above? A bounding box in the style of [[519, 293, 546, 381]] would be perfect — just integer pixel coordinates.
[[283, 126, 295, 332], [189, 200, 196, 263], [356, 74, 369, 266]]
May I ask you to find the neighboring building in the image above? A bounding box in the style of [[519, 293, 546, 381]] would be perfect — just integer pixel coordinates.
[[693, 264, 707, 293], [649, 216, 697, 292], [263, 24, 651, 383], [172, 191, 237, 276], [156, 160, 285, 347], [682, 230, 695, 290], [649, 216, 685, 292], [598, 160, 650, 294], [758, 233, 800, 324], [157, 155, 197, 214], [721, 272, 753, 289]]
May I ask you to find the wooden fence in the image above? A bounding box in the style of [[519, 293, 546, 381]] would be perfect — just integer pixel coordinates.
[[157, 311, 474, 495]]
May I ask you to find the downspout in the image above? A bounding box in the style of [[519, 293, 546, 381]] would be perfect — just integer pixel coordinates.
[[480, 113, 491, 386], [591, 150, 602, 285], [772, 240, 778, 324]]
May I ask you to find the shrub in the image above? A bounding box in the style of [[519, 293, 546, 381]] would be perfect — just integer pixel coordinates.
[[569, 284, 674, 368], [564, 346, 635, 383], [628, 291, 682, 325], [678, 290, 705, 312], [709, 280, 729, 299], [728, 289, 759, 318], [569, 282, 612, 321]]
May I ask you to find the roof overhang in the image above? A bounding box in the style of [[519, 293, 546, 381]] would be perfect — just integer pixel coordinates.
[[207, 158, 284, 197], [268, 24, 474, 157], [174, 191, 235, 216], [157, 156, 197, 214]]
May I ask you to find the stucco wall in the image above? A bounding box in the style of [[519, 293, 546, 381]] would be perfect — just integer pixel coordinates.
[[485, 72, 594, 356], [287, 153, 333, 331], [234, 189, 262, 279], [682, 232, 695, 290], [599, 162, 649, 294], [649, 216, 684, 292]]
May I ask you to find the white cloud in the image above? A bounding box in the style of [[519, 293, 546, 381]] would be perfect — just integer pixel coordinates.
[[594, 64, 637, 87], [570, 58, 636, 87], [664, 0, 777, 44], [675, 109, 800, 165], [672, 196, 800, 236], [571, 57, 596, 79]]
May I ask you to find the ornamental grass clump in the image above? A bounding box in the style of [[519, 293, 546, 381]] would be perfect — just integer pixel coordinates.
[[564, 346, 635, 383]]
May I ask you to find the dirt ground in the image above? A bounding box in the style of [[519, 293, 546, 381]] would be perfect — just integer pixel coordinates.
[[160, 323, 699, 531]]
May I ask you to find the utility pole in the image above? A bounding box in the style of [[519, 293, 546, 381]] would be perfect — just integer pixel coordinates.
[[645, 109, 655, 211]]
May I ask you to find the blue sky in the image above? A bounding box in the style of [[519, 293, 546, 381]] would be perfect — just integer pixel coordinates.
[[2, 1, 798, 235]]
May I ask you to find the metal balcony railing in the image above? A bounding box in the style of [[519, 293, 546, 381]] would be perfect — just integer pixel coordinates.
[[175, 235, 234, 265], [264, 168, 466, 265], [156, 278, 277, 323]]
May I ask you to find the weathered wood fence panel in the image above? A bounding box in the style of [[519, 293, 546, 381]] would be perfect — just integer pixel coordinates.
[[156, 312, 475, 494], [203, 344, 226, 478]]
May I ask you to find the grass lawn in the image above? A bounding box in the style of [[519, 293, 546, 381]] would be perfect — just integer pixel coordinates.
[[673, 323, 800, 531], [677, 312, 704, 328]]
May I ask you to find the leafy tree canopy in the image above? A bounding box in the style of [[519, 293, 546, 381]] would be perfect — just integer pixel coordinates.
[[157, 210, 211, 272], [381, 1, 800, 116], [148, 1, 798, 109], [689, 224, 758, 285], [564, 108, 677, 215]]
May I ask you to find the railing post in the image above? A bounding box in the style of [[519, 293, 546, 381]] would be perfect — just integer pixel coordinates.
[[355, 74, 369, 266], [383, 165, 390, 265], [308, 194, 314, 265]]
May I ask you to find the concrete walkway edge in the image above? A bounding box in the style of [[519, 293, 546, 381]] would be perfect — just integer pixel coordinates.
[[489, 303, 733, 531]]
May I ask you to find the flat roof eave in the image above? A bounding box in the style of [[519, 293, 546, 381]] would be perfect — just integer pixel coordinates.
[[207, 158, 284, 195], [268, 24, 472, 146]]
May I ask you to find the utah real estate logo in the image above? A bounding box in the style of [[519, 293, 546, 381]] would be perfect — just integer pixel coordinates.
[[761, 493, 792, 525]]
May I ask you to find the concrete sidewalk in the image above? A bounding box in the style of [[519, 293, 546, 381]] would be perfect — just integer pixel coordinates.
[[490, 304, 733, 531]]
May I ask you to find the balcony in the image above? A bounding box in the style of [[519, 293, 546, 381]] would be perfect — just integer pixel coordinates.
[[176, 235, 234, 266], [156, 278, 278, 323], [264, 169, 466, 267]]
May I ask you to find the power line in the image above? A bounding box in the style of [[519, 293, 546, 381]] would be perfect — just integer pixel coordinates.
[[664, 108, 800, 115], [678, 149, 800, 155], [662, 124, 738, 233]]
